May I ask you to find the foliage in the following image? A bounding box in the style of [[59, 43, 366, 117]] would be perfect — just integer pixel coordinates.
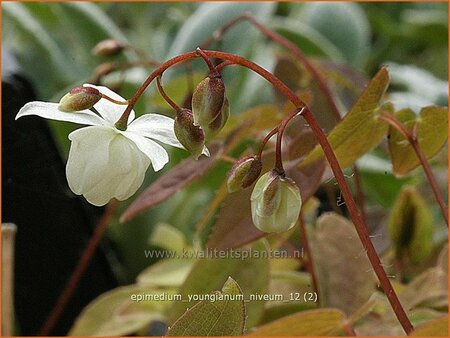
[[3, 2, 448, 336]]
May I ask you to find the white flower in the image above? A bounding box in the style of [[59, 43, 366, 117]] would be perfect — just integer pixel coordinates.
[[16, 84, 208, 206]]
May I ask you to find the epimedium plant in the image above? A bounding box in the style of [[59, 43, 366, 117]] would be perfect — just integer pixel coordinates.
[[6, 2, 448, 337]]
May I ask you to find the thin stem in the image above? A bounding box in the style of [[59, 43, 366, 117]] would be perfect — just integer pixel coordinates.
[[100, 94, 129, 105], [380, 112, 448, 227], [2, 223, 17, 337], [257, 126, 278, 158], [274, 107, 304, 174], [298, 213, 320, 302], [353, 165, 368, 223], [196, 47, 220, 77], [156, 76, 182, 113], [38, 201, 118, 335], [122, 50, 413, 334]]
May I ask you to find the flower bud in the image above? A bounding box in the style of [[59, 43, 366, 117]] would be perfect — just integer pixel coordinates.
[[251, 170, 302, 233], [58, 86, 102, 112], [92, 39, 125, 57], [174, 109, 205, 159], [192, 76, 226, 127], [203, 98, 230, 141], [227, 156, 262, 193]]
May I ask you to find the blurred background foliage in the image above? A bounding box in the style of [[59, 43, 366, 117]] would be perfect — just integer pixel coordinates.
[[3, 0, 447, 284], [3, 3, 448, 335]]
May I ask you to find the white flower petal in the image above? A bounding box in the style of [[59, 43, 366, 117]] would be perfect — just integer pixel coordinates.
[[16, 102, 104, 125], [122, 131, 169, 171], [83, 84, 135, 125], [201, 146, 210, 157], [67, 126, 115, 194], [81, 135, 150, 205], [127, 113, 180, 146], [67, 125, 150, 206], [128, 113, 210, 157]]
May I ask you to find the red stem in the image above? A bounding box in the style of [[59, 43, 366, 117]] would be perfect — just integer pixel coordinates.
[[120, 50, 413, 334], [274, 107, 304, 174], [38, 201, 118, 335], [156, 76, 182, 113], [380, 113, 448, 227], [257, 126, 278, 158]]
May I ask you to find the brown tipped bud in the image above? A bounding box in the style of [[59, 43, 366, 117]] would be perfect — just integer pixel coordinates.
[[227, 156, 262, 193], [92, 39, 125, 57], [58, 86, 102, 112], [192, 76, 225, 127], [174, 109, 205, 159], [203, 98, 230, 141]]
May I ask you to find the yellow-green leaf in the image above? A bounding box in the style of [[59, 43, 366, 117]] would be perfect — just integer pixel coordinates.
[[167, 277, 245, 336], [301, 67, 389, 169], [388, 106, 448, 176], [148, 223, 187, 253], [137, 259, 195, 288], [388, 186, 434, 264], [411, 316, 448, 336], [69, 285, 174, 336], [168, 240, 270, 329], [248, 308, 346, 336]]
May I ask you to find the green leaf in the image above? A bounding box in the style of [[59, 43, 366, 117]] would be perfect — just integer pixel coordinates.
[[388, 186, 434, 264], [388, 106, 448, 176], [2, 2, 74, 96], [69, 285, 173, 336], [388, 63, 448, 106], [166, 2, 275, 58], [53, 2, 129, 70], [301, 2, 370, 67], [301, 67, 389, 169], [248, 308, 346, 336], [137, 259, 194, 288], [411, 316, 448, 336], [311, 213, 377, 315], [272, 19, 346, 61], [168, 240, 270, 329], [167, 277, 245, 336], [149, 223, 187, 253]]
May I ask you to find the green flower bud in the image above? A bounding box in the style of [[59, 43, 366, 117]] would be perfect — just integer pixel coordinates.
[[174, 109, 205, 159], [227, 156, 262, 193], [251, 170, 302, 233], [58, 86, 102, 112], [192, 76, 225, 127], [203, 98, 230, 141], [92, 39, 125, 57]]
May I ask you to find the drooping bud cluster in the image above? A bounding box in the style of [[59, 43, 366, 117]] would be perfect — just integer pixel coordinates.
[[192, 75, 229, 139], [227, 156, 262, 193], [174, 109, 206, 159], [59, 86, 102, 112], [250, 170, 302, 233]]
